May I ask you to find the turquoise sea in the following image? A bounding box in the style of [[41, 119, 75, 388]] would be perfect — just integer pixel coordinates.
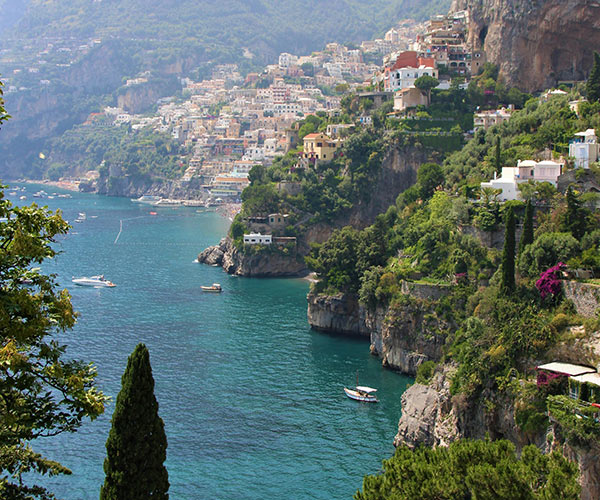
[[9, 185, 412, 500]]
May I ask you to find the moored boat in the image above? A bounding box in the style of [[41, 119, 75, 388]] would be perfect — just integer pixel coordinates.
[[201, 283, 222, 292], [131, 194, 161, 204], [343, 386, 378, 403], [72, 275, 116, 287]]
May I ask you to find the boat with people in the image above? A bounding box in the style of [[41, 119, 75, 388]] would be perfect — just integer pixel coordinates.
[[131, 194, 161, 204], [201, 283, 222, 293], [72, 275, 117, 287], [344, 372, 378, 402]]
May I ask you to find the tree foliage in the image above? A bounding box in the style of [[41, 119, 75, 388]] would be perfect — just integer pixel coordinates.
[[101, 343, 169, 500], [0, 186, 106, 498], [586, 51, 600, 103], [519, 199, 534, 254], [501, 206, 516, 293], [355, 439, 580, 500]]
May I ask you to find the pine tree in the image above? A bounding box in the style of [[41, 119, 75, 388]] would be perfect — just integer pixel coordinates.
[[501, 206, 516, 293], [587, 51, 600, 103], [101, 344, 169, 500], [519, 199, 534, 254]]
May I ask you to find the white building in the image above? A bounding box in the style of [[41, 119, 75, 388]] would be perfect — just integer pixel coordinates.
[[569, 129, 600, 168], [480, 159, 564, 201], [243, 233, 272, 245], [278, 53, 298, 70], [387, 65, 438, 92], [474, 108, 512, 131]]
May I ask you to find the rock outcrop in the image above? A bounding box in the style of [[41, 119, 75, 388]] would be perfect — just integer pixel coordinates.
[[198, 238, 307, 277], [451, 0, 600, 91], [307, 287, 452, 374]]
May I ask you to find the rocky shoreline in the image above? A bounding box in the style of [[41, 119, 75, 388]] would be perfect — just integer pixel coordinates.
[[198, 237, 308, 277]]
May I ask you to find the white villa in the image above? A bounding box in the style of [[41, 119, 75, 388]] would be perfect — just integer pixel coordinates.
[[387, 65, 438, 92], [480, 159, 564, 201], [569, 129, 599, 169], [243, 233, 272, 245]]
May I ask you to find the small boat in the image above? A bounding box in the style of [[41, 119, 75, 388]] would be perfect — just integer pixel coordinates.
[[72, 275, 116, 287], [344, 372, 378, 403], [74, 212, 86, 223], [201, 283, 222, 293]]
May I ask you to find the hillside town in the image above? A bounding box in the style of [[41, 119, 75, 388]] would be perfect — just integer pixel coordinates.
[[45, 11, 503, 202]]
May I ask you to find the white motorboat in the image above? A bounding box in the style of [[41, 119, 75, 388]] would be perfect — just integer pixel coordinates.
[[131, 194, 161, 204], [72, 275, 116, 287], [201, 283, 222, 292], [74, 212, 86, 223]]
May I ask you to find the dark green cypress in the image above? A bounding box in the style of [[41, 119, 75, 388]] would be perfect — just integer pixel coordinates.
[[587, 51, 600, 103], [501, 206, 516, 294], [519, 199, 534, 253], [494, 136, 502, 175], [100, 344, 169, 500], [564, 186, 587, 240]]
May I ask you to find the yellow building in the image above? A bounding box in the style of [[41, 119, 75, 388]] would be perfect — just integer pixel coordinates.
[[302, 133, 341, 161]]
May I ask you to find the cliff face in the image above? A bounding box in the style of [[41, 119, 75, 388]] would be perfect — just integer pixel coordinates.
[[94, 174, 207, 199], [198, 238, 307, 277], [452, 0, 600, 91], [306, 288, 452, 375]]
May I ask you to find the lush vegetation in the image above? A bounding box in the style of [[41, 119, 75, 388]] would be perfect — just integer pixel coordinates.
[[47, 123, 188, 180], [355, 439, 580, 500], [10, 0, 451, 66], [0, 185, 107, 498]]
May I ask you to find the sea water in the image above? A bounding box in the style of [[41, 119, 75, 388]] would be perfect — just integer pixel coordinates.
[[9, 185, 412, 500]]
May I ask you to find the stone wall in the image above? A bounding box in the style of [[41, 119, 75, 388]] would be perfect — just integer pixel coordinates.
[[400, 280, 452, 301], [563, 281, 600, 318]]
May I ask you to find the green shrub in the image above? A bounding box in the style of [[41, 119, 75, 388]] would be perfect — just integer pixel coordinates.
[[415, 361, 436, 385]]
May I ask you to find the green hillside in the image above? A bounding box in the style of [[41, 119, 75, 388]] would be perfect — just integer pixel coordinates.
[[10, 0, 450, 63]]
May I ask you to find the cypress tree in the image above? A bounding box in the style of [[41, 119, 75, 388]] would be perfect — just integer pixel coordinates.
[[519, 199, 534, 253], [563, 186, 587, 240], [101, 344, 169, 500], [501, 206, 516, 293], [587, 51, 600, 103], [494, 136, 502, 175]]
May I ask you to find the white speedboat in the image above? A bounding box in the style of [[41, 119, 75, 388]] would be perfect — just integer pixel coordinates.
[[201, 283, 222, 292], [344, 386, 378, 403], [131, 194, 161, 204], [72, 275, 116, 287], [74, 212, 86, 223]]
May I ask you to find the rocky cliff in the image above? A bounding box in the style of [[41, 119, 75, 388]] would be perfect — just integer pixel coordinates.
[[198, 238, 307, 277], [94, 174, 207, 199], [451, 0, 600, 91], [307, 288, 452, 375], [396, 367, 600, 500]]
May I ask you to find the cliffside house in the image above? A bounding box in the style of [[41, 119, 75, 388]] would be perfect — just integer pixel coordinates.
[[536, 362, 596, 388], [569, 129, 599, 169], [302, 133, 341, 162], [569, 372, 600, 404], [243, 233, 272, 245], [383, 51, 437, 92], [480, 159, 564, 201], [473, 108, 512, 131], [393, 86, 428, 112]]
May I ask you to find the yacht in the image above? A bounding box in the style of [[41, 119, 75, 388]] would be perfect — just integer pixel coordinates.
[[72, 275, 116, 287], [131, 194, 161, 204], [152, 198, 183, 207]]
